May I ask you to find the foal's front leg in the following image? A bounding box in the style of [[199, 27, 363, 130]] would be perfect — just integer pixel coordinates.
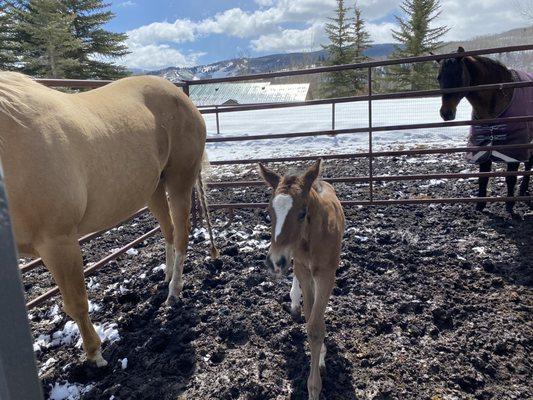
[[306, 272, 335, 400], [505, 162, 520, 216], [476, 160, 492, 211]]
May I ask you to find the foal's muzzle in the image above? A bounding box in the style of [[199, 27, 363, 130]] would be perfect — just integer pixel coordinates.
[[264, 253, 288, 278]]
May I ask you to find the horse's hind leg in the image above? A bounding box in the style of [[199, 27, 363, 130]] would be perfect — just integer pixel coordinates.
[[148, 181, 175, 282], [36, 236, 106, 366], [505, 162, 520, 215], [164, 179, 193, 305], [476, 160, 492, 211], [519, 156, 532, 209]]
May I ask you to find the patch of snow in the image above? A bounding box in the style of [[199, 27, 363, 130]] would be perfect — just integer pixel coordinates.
[[126, 248, 139, 256], [472, 246, 487, 256], [88, 301, 101, 313], [87, 277, 100, 290], [39, 357, 57, 374], [153, 264, 166, 273], [34, 321, 120, 352], [119, 358, 128, 370], [48, 382, 93, 400]]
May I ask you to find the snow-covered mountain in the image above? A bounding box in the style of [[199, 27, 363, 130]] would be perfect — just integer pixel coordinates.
[[147, 44, 395, 82]]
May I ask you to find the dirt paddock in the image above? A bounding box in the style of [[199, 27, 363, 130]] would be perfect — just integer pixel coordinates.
[[25, 154, 532, 400]]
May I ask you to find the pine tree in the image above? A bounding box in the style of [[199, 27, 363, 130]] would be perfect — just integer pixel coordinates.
[[62, 0, 129, 79], [0, 1, 19, 70], [351, 1, 372, 92], [321, 0, 355, 98], [17, 0, 83, 78], [387, 0, 449, 91]]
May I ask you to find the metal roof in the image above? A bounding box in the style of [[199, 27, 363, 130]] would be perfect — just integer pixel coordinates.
[[190, 82, 310, 106]]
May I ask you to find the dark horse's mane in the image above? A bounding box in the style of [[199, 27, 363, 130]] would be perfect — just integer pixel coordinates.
[[467, 55, 513, 83]]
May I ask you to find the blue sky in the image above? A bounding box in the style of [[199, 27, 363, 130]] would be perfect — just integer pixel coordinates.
[[106, 0, 531, 70]]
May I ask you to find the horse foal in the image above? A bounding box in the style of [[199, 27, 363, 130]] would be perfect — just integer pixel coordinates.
[[259, 159, 345, 400]]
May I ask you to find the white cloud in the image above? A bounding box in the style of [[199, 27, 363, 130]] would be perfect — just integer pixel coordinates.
[[121, 43, 201, 70], [118, 1, 136, 7], [250, 22, 326, 53], [367, 22, 397, 44], [439, 0, 531, 41], [127, 19, 196, 45], [197, 7, 285, 38], [255, 0, 276, 6]]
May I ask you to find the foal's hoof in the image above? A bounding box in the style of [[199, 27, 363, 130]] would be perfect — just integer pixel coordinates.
[[165, 295, 179, 307], [89, 350, 108, 368], [475, 202, 487, 212]]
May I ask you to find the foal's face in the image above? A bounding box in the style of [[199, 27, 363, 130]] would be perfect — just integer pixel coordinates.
[[259, 160, 321, 277], [437, 47, 470, 121]]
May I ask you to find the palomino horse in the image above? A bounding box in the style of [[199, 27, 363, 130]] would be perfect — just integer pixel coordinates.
[[259, 159, 345, 400], [436, 47, 533, 215], [0, 72, 218, 366]]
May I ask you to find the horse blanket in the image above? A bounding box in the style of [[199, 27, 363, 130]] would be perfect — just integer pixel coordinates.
[[468, 70, 533, 164]]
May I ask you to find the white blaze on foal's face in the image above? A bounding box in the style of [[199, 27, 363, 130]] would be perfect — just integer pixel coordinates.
[[272, 194, 293, 241]]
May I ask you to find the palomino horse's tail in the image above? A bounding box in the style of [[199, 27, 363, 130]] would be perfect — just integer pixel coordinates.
[[196, 152, 220, 259]]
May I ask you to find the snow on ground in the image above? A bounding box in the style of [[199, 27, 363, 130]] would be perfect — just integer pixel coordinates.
[[33, 321, 120, 353], [204, 97, 472, 161], [192, 220, 270, 253], [48, 382, 94, 400]]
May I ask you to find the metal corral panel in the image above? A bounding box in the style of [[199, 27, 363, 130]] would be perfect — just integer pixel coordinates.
[[190, 82, 310, 106], [0, 161, 43, 400]]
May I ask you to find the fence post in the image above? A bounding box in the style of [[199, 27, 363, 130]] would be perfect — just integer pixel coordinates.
[[215, 105, 221, 135], [0, 161, 43, 400], [331, 102, 335, 131], [367, 67, 374, 203]]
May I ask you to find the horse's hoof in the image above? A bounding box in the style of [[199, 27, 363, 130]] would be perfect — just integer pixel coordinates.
[[475, 202, 486, 212], [290, 306, 302, 321]]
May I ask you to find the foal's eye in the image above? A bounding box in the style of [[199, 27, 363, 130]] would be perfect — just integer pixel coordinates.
[[298, 210, 307, 220]]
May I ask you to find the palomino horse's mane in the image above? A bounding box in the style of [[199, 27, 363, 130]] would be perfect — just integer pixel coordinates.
[[0, 72, 40, 126]]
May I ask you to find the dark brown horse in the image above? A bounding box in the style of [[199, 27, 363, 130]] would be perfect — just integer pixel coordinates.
[[436, 47, 532, 215]]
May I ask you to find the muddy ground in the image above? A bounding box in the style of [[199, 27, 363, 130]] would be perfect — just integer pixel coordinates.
[[24, 153, 532, 400]]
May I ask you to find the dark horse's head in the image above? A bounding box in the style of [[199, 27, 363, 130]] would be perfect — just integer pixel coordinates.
[[436, 46, 470, 121]]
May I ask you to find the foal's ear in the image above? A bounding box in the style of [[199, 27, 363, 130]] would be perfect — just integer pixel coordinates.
[[302, 159, 322, 193], [258, 163, 281, 188]]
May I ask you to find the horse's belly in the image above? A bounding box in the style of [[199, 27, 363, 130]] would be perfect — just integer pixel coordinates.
[[77, 168, 161, 236]]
